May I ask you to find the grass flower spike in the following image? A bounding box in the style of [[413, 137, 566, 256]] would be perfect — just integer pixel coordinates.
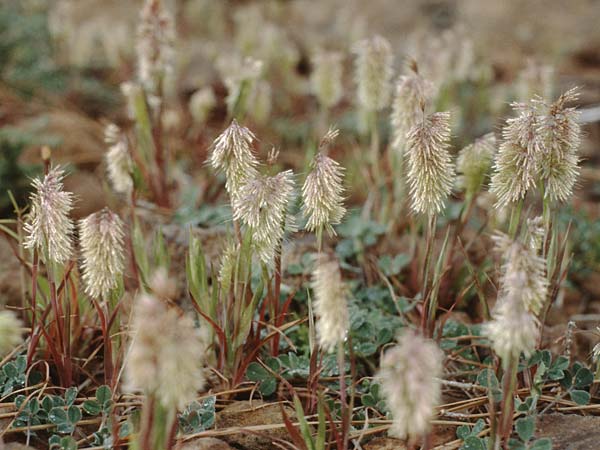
[[311, 50, 344, 110], [0, 310, 23, 356], [406, 111, 455, 215], [311, 257, 349, 353], [379, 330, 442, 440], [136, 0, 175, 93], [233, 170, 295, 264], [24, 166, 74, 264], [126, 293, 205, 410], [209, 120, 260, 203], [490, 101, 541, 208], [537, 87, 581, 202], [302, 128, 346, 236], [104, 123, 133, 195], [79, 208, 126, 300], [485, 289, 539, 368], [390, 63, 433, 154], [354, 35, 393, 112], [493, 232, 548, 315], [457, 133, 496, 198]]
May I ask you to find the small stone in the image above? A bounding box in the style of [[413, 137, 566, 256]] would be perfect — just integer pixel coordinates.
[[176, 437, 233, 450]]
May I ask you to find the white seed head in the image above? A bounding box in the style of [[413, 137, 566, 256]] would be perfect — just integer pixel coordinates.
[[592, 328, 600, 365], [0, 310, 23, 356], [136, 0, 175, 93], [456, 133, 496, 198], [493, 232, 548, 316], [104, 124, 133, 195], [406, 111, 455, 215], [354, 35, 394, 112], [126, 293, 206, 410], [189, 87, 216, 125], [79, 208, 126, 300], [390, 64, 433, 154], [24, 167, 74, 264], [311, 50, 344, 109], [209, 120, 260, 202], [537, 88, 581, 202], [489, 102, 541, 208], [485, 290, 539, 367], [302, 130, 346, 235], [233, 170, 295, 265], [378, 330, 442, 440], [216, 55, 263, 116], [311, 258, 349, 353]]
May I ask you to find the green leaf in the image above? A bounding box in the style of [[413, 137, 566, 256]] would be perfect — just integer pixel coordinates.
[[246, 362, 269, 381], [82, 400, 101, 416], [515, 416, 535, 442], [477, 368, 502, 402], [573, 367, 593, 389], [569, 389, 590, 405], [550, 356, 569, 371], [259, 378, 277, 396], [59, 436, 78, 450], [4, 362, 17, 379], [64, 387, 77, 406], [462, 436, 486, 450], [67, 406, 81, 424], [96, 385, 111, 407], [49, 407, 67, 424], [529, 438, 552, 450]]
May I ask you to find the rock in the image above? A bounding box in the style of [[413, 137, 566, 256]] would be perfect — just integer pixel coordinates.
[[537, 413, 600, 449], [215, 400, 297, 450], [176, 437, 233, 450]]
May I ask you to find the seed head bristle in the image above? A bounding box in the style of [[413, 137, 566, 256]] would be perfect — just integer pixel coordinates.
[[537, 87, 581, 202], [209, 120, 260, 203], [126, 293, 206, 410], [79, 208, 126, 300], [302, 129, 346, 236], [311, 50, 344, 109], [233, 170, 295, 264], [378, 330, 442, 440], [311, 257, 349, 353], [390, 63, 433, 154], [104, 124, 133, 195], [456, 133, 496, 198], [406, 111, 455, 215], [136, 0, 175, 93], [24, 166, 74, 264], [354, 35, 393, 112]]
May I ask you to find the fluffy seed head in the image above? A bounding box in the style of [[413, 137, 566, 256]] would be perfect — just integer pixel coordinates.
[[390, 63, 433, 154], [233, 170, 295, 264], [136, 0, 175, 93], [0, 310, 23, 356], [311, 50, 344, 109], [354, 35, 393, 112], [537, 88, 581, 202], [406, 111, 455, 215], [104, 124, 133, 195], [24, 167, 74, 264], [218, 242, 239, 292], [126, 293, 206, 410], [216, 55, 263, 117], [302, 129, 346, 235], [378, 330, 442, 440], [493, 232, 548, 316], [311, 257, 349, 353], [209, 120, 260, 202], [489, 102, 541, 208], [456, 133, 496, 198], [79, 208, 125, 300], [189, 87, 216, 125], [485, 289, 539, 367]]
